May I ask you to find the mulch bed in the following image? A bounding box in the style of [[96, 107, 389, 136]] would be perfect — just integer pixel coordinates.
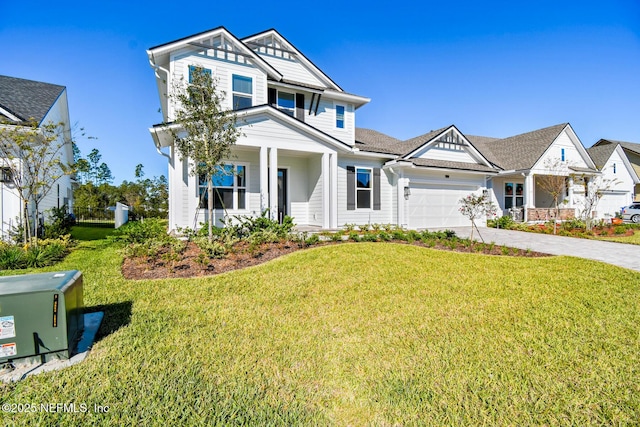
[[122, 239, 550, 280]]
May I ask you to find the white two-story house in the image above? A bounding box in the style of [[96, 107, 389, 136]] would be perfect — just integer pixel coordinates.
[[148, 27, 636, 231], [0, 75, 75, 239]]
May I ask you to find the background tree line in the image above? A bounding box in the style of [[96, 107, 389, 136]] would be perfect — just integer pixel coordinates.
[[73, 145, 168, 219]]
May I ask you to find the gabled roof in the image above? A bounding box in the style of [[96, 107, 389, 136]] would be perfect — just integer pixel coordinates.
[[0, 75, 65, 125], [587, 143, 617, 169], [473, 123, 568, 170], [242, 29, 343, 92], [401, 126, 452, 157], [147, 26, 283, 81], [594, 138, 640, 156]]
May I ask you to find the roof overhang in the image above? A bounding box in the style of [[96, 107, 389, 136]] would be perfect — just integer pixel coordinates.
[[149, 104, 355, 154]]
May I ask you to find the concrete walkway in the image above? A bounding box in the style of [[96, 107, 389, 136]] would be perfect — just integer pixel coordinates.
[[442, 226, 640, 272]]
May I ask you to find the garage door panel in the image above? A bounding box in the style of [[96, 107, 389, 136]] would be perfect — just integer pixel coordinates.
[[408, 184, 476, 229]]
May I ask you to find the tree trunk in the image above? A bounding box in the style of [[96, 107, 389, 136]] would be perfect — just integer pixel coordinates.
[[207, 178, 214, 243]]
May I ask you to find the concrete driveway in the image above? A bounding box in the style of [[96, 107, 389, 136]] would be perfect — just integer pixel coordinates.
[[443, 226, 640, 272]]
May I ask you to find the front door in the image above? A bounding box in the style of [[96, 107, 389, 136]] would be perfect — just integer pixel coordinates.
[[277, 168, 287, 223]]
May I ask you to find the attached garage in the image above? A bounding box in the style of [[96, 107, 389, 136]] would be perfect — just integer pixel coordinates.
[[596, 192, 632, 218], [407, 183, 479, 229]]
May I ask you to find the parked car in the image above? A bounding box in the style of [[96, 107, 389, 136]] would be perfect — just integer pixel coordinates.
[[621, 203, 640, 223]]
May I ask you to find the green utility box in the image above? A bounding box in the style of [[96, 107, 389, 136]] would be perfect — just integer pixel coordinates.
[[0, 271, 83, 364]]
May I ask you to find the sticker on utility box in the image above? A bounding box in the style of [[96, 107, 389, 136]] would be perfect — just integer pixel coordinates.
[[0, 343, 17, 358], [0, 316, 16, 339]]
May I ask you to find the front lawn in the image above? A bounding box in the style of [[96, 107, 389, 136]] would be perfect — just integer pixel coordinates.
[[1, 241, 639, 425]]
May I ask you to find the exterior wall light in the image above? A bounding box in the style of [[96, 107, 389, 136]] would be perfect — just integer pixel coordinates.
[[404, 186, 411, 200]]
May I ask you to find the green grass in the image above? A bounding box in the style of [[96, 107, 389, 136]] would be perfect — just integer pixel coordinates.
[[597, 230, 640, 245], [1, 241, 639, 425], [70, 226, 116, 241]]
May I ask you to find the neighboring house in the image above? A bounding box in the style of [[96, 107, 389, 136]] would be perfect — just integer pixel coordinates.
[[586, 143, 639, 217], [593, 139, 640, 202], [0, 75, 74, 239], [147, 27, 627, 231]]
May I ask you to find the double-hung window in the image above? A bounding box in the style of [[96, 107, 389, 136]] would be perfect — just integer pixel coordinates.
[[277, 91, 295, 116], [232, 75, 252, 110], [336, 105, 345, 129], [199, 164, 247, 210], [356, 168, 372, 209]]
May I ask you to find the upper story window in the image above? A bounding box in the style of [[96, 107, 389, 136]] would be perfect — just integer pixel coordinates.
[[189, 65, 212, 83], [232, 75, 252, 110], [277, 91, 295, 116], [336, 105, 345, 129], [561, 148, 566, 162], [613, 163, 617, 174]]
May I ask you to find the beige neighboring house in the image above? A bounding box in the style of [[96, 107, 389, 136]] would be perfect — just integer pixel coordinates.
[[0, 75, 75, 240], [593, 139, 640, 202]]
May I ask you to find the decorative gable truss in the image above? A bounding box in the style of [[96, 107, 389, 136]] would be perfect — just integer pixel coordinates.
[[402, 126, 495, 170]]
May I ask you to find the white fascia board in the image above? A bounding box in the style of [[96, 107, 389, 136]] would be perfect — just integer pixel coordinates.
[[403, 125, 494, 168], [0, 107, 21, 123], [614, 144, 640, 184], [564, 124, 598, 170], [325, 90, 371, 108], [349, 149, 395, 160], [148, 28, 282, 81], [237, 106, 353, 152]]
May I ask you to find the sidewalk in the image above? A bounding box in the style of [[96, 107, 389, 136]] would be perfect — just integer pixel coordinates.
[[442, 226, 640, 272]]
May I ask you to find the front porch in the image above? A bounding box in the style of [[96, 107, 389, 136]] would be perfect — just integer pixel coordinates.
[[494, 173, 579, 223]]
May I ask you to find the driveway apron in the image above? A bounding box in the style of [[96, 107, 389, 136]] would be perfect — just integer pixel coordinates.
[[442, 227, 640, 272]]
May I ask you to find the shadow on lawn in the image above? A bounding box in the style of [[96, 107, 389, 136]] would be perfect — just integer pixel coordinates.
[[84, 301, 133, 342]]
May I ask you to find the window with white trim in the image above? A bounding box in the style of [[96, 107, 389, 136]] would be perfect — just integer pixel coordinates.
[[336, 105, 345, 129], [504, 182, 524, 210], [232, 75, 252, 110], [199, 164, 247, 210], [356, 168, 372, 209]]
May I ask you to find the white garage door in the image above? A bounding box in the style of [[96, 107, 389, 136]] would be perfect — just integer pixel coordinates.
[[408, 184, 477, 229], [597, 193, 630, 218]]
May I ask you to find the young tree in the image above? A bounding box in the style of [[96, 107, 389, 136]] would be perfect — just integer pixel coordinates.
[[459, 193, 497, 244], [573, 174, 617, 231], [0, 119, 74, 244], [536, 159, 570, 234], [169, 66, 242, 241]]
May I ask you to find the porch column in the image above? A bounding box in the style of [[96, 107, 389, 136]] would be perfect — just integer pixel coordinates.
[[567, 176, 574, 207], [322, 152, 330, 229], [524, 173, 534, 222], [260, 146, 268, 214], [330, 153, 338, 229], [269, 147, 278, 221]]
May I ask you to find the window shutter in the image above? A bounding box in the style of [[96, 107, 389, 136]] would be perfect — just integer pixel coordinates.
[[268, 88, 277, 107], [295, 93, 305, 121], [373, 168, 381, 210], [347, 166, 355, 210]]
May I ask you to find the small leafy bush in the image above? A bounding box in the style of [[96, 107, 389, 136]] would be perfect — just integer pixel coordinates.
[[488, 215, 515, 229], [111, 219, 168, 244]]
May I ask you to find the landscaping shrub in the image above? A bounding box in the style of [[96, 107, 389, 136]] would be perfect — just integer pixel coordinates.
[[111, 218, 168, 244], [488, 215, 515, 229], [0, 237, 71, 270]]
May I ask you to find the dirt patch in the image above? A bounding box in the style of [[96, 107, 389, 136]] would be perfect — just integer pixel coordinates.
[[121, 239, 550, 280]]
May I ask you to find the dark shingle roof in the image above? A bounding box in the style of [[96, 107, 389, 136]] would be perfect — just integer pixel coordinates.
[[587, 143, 617, 169], [355, 128, 403, 155], [595, 139, 640, 156], [473, 123, 568, 170], [400, 126, 451, 156], [0, 75, 65, 124]]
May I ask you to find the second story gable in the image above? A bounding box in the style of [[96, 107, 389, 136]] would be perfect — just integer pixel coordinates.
[[147, 27, 370, 146]]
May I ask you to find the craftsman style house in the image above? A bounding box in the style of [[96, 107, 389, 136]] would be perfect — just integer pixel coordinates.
[[148, 27, 637, 231], [0, 75, 75, 239], [592, 139, 640, 203]]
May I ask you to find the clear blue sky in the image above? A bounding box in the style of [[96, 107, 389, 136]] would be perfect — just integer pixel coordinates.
[[2, 0, 639, 184]]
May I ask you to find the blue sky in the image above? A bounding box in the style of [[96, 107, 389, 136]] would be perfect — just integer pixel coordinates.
[[1, 0, 639, 183]]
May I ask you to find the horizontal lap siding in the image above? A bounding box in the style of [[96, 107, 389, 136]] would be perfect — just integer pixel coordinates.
[[337, 157, 393, 226], [258, 55, 326, 88]]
